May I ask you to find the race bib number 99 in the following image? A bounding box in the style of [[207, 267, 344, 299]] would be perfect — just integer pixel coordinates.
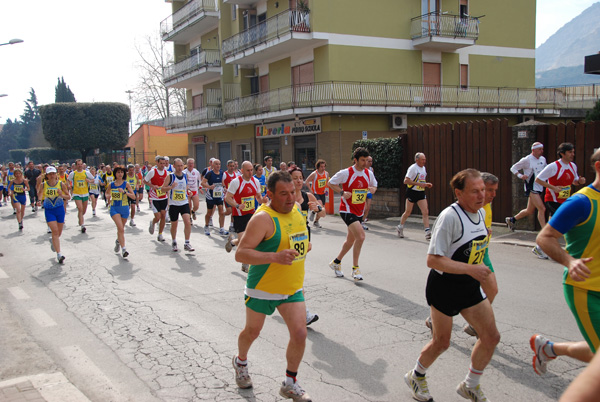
[[289, 231, 309, 262], [467, 236, 489, 265], [352, 189, 368, 204]]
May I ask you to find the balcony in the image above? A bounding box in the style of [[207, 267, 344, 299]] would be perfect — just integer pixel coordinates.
[[222, 9, 324, 64], [222, 0, 256, 5], [410, 12, 479, 51], [164, 49, 221, 88], [161, 0, 219, 45], [166, 105, 223, 132]]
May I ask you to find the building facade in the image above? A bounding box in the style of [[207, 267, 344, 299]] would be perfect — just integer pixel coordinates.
[[126, 123, 189, 165], [160, 0, 547, 174]]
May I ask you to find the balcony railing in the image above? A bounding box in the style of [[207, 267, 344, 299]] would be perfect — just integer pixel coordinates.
[[161, 0, 218, 37], [164, 49, 221, 83], [222, 9, 310, 58], [223, 82, 600, 119], [165, 105, 223, 129], [410, 12, 480, 41]]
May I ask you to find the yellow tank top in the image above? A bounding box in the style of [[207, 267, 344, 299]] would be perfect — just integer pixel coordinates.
[[72, 171, 89, 195]]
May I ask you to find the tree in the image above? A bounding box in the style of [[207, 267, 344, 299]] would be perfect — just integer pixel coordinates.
[[585, 99, 600, 122], [0, 119, 22, 162], [133, 34, 186, 121], [55, 77, 76, 102], [39, 102, 130, 160], [18, 88, 42, 149]]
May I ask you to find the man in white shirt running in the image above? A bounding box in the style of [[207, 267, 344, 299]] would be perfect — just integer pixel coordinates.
[[397, 152, 433, 240], [184, 158, 202, 221]]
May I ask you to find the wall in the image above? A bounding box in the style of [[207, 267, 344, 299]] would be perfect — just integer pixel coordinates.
[[469, 55, 535, 88]]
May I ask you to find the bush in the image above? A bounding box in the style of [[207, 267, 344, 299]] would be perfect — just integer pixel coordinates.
[[352, 137, 403, 188], [8, 149, 27, 164], [7, 147, 80, 164]]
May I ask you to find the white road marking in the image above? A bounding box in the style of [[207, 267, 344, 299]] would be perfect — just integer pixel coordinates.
[[0, 267, 8, 279], [8, 286, 30, 300], [28, 308, 57, 327]]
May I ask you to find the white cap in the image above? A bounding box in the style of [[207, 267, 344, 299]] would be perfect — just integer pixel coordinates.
[[46, 166, 57, 174]]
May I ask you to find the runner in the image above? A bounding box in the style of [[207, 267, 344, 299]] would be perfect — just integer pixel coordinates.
[[108, 166, 135, 258], [254, 163, 267, 207], [8, 168, 29, 230], [24, 161, 41, 212], [505, 142, 547, 232], [67, 159, 95, 233], [232, 170, 312, 401], [37, 166, 70, 263], [396, 152, 433, 240], [362, 156, 374, 230], [529, 148, 600, 376], [222, 160, 238, 233], [279, 161, 288, 171], [160, 158, 195, 252], [6, 162, 16, 214], [327, 147, 377, 281], [304, 159, 329, 228], [88, 167, 101, 216], [263, 156, 277, 178], [135, 164, 144, 212], [101, 165, 115, 207], [534, 142, 586, 259], [125, 164, 139, 227], [0, 165, 5, 207], [404, 169, 500, 402], [201, 159, 228, 237], [224, 161, 263, 273], [184, 158, 201, 221], [291, 166, 326, 326], [201, 158, 216, 227], [145, 156, 170, 242]]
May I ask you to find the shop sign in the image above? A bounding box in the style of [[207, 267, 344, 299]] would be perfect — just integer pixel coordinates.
[[192, 135, 207, 144], [255, 117, 321, 137]]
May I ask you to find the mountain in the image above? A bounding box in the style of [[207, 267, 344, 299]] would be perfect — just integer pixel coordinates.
[[536, 2, 600, 86]]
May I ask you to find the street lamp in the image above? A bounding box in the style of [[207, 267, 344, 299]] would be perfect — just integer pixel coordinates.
[[125, 90, 134, 135], [0, 94, 7, 98], [0, 39, 24, 47]]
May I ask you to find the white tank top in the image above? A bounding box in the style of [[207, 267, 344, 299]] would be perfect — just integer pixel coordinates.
[[169, 173, 189, 206], [185, 168, 200, 191]]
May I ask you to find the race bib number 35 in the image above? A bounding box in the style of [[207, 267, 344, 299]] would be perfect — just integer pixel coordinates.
[[468, 236, 489, 265], [352, 189, 368, 204], [289, 231, 309, 262]]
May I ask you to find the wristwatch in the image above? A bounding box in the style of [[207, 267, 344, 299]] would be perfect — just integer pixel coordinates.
[[339, 190, 344, 197]]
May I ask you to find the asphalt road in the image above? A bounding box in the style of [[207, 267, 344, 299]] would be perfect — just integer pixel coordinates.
[[0, 198, 587, 401]]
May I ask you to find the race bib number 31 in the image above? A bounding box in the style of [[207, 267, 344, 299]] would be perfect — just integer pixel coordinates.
[[289, 231, 309, 262], [241, 196, 254, 211], [352, 189, 368, 204]]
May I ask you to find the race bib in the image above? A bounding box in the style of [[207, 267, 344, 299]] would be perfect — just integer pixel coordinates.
[[46, 188, 58, 198], [352, 189, 368, 204], [76, 180, 86, 188], [241, 196, 254, 211], [289, 231, 309, 262], [106, 176, 114, 184], [14, 184, 24, 193], [156, 188, 166, 197], [213, 186, 223, 198], [558, 186, 571, 199], [467, 236, 489, 265], [173, 189, 185, 201], [89, 184, 98, 191], [416, 179, 426, 191], [317, 178, 326, 188], [261, 185, 266, 194], [111, 190, 123, 201]]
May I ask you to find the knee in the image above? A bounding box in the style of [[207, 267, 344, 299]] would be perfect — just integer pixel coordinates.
[[243, 326, 262, 341], [290, 326, 307, 343], [432, 334, 451, 352], [480, 328, 501, 347]]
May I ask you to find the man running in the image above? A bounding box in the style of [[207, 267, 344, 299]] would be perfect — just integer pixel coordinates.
[[304, 159, 329, 228], [101, 165, 115, 207], [534, 142, 586, 259], [529, 148, 600, 376], [201, 159, 228, 236], [161, 158, 195, 252], [24, 161, 41, 212], [225, 161, 263, 273], [362, 156, 375, 230], [327, 147, 377, 281], [67, 159, 95, 233], [145, 156, 170, 242], [405, 169, 500, 402], [263, 155, 277, 178], [506, 142, 547, 232], [222, 160, 238, 233], [184, 158, 201, 221], [232, 170, 312, 401], [125, 164, 139, 227], [397, 152, 433, 240]]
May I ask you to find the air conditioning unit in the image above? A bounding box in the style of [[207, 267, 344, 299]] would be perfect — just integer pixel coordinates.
[[391, 114, 408, 130]]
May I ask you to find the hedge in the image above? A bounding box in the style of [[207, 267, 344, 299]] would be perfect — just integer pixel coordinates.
[[352, 137, 403, 188], [8, 147, 80, 164]]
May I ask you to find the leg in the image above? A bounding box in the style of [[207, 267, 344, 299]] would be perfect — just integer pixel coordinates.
[[552, 341, 594, 363], [277, 301, 308, 373], [111, 214, 126, 247], [192, 194, 200, 214], [158, 210, 167, 233], [238, 307, 267, 360], [514, 196, 535, 221], [348, 221, 366, 266], [416, 199, 429, 229], [336, 226, 356, 262], [170, 220, 178, 241], [480, 272, 498, 304], [205, 206, 214, 226], [48, 221, 62, 253], [530, 193, 546, 227], [218, 204, 225, 228], [81, 200, 88, 220], [418, 306, 453, 367], [152, 212, 161, 225], [183, 214, 192, 241], [400, 199, 415, 226], [460, 300, 501, 372]]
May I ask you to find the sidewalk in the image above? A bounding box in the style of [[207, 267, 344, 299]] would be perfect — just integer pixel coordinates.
[[0, 373, 89, 402]]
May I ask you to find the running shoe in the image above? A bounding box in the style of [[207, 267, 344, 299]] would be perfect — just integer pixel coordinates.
[[279, 381, 312, 401], [114, 239, 120, 252], [352, 268, 364, 281], [463, 324, 478, 338], [32, 207, 35, 213], [157, 234, 165, 242], [149, 220, 155, 235], [532, 245, 549, 260], [92, 210, 96, 216], [204, 226, 211, 236], [229, 223, 235, 233], [18, 222, 23, 230], [425, 229, 432, 241], [456, 381, 488, 402], [130, 219, 136, 227], [313, 220, 321, 228], [184, 243, 195, 252], [232, 356, 252, 389], [122, 250, 129, 258], [47, 226, 52, 234], [241, 264, 249, 273], [81, 225, 86, 233], [209, 218, 214, 227], [219, 228, 229, 236], [530, 334, 555, 375], [306, 311, 319, 326], [172, 242, 178, 252], [13, 209, 16, 215], [191, 211, 196, 220], [57, 255, 66, 264], [50, 238, 55, 252], [505, 216, 516, 232], [329, 261, 344, 277], [404, 370, 432, 402], [225, 234, 234, 253], [396, 225, 404, 238], [425, 316, 432, 331], [361, 222, 369, 231]]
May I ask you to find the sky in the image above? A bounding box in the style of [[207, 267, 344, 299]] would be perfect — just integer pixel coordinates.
[[0, 0, 598, 125]]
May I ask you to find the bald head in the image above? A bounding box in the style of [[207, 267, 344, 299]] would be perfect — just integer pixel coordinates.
[[241, 161, 253, 180]]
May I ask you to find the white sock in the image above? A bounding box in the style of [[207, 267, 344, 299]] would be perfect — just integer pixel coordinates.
[[414, 360, 427, 376], [465, 364, 483, 388], [235, 356, 247, 366]]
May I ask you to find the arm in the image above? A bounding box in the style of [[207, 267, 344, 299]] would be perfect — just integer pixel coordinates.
[[235, 212, 299, 265], [327, 182, 351, 200], [535, 177, 561, 194], [537, 223, 592, 282], [510, 157, 529, 181], [60, 182, 71, 201], [125, 183, 136, 199], [304, 171, 316, 190], [307, 192, 326, 218], [225, 191, 239, 209], [160, 175, 173, 191]]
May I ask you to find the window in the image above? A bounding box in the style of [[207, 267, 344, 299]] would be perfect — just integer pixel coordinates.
[[193, 94, 203, 110], [232, 4, 237, 20], [460, 0, 468, 18], [460, 64, 469, 89], [234, 64, 239, 77]]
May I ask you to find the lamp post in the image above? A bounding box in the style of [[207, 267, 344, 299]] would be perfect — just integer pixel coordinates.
[[0, 39, 24, 47], [125, 90, 134, 135]]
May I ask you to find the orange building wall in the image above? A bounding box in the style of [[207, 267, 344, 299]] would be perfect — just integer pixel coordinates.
[[127, 124, 189, 164]]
